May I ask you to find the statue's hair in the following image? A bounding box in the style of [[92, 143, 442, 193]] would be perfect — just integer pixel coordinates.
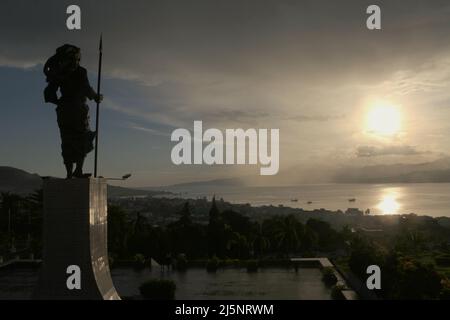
[[56, 44, 80, 56]]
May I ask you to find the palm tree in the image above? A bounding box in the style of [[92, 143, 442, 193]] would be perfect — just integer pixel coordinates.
[[227, 231, 249, 259], [264, 215, 302, 256], [24, 189, 44, 250], [1, 192, 13, 234], [250, 222, 270, 258], [0, 192, 22, 253], [26, 189, 43, 207]]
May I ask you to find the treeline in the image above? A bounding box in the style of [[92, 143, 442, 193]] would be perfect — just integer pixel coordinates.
[[346, 219, 450, 300], [108, 197, 345, 261]]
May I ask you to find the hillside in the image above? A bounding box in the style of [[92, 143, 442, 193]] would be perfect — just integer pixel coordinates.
[[0, 166, 170, 198]]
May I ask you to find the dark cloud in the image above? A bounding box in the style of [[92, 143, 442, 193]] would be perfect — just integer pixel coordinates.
[[1, 0, 450, 80], [356, 145, 426, 157]]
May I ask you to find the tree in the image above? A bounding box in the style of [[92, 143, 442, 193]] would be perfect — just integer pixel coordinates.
[[0, 192, 23, 253], [209, 196, 220, 221], [1, 192, 21, 233], [222, 210, 252, 237], [128, 212, 153, 257], [395, 230, 426, 254], [107, 205, 131, 258], [178, 202, 192, 227], [167, 202, 206, 258], [24, 189, 44, 256], [348, 236, 384, 279], [250, 222, 270, 258], [384, 256, 442, 300], [306, 218, 341, 251], [263, 215, 302, 256], [207, 196, 227, 257], [227, 231, 250, 259]]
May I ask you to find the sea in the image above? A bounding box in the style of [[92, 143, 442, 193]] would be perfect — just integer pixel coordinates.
[[164, 183, 450, 218]]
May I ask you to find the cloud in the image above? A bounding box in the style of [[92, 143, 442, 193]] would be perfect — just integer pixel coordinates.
[[288, 114, 345, 122], [126, 123, 169, 137], [204, 110, 271, 125], [356, 145, 426, 157]]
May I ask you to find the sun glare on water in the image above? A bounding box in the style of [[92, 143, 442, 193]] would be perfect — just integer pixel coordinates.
[[366, 101, 401, 136], [377, 190, 401, 215]]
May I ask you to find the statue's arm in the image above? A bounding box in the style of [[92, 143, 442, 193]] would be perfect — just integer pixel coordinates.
[[43, 55, 60, 104], [44, 82, 59, 104]]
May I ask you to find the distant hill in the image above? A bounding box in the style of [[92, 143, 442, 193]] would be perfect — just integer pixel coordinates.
[[336, 169, 450, 183], [334, 158, 450, 183], [151, 158, 450, 188], [165, 177, 244, 189], [0, 166, 42, 194], [137, 177, 244, 191], [107, 185, 171, 198], [0, 166, 170, 198]]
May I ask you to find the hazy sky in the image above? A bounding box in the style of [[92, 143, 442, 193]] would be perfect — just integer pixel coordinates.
[[1, 0, 450, 187]]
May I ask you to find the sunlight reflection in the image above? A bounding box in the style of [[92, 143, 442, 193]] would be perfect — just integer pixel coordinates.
[[377, 190, 401, 215]]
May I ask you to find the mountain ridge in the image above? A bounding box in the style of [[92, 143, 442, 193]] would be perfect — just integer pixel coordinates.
[[0, 166, 170, 197]]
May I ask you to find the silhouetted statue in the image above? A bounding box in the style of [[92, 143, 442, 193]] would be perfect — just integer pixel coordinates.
[[43, 44, 102, 178]]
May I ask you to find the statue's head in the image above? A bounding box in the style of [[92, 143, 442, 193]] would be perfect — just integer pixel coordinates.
[[57, 44, 81, 71]]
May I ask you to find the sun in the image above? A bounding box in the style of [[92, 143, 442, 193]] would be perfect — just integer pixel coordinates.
[[366, 102, 401, 136]]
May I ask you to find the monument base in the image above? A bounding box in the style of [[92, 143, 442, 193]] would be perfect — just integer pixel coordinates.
[[33, 178, 120, 300]]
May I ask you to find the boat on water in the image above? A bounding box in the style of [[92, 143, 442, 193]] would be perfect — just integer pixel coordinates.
[[291, 199, 298, 202], [348, 198, 356, 202], [307, 201, 313, 204]]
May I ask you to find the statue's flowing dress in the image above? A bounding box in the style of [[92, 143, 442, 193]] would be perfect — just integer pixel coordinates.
[[54, 66, 96, 164]]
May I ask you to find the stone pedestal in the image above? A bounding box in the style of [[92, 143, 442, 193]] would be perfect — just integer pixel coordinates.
[[33, 178, 120, 300]]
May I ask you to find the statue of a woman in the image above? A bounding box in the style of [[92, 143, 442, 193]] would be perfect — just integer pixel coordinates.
[[43, 44, 103, 178]]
